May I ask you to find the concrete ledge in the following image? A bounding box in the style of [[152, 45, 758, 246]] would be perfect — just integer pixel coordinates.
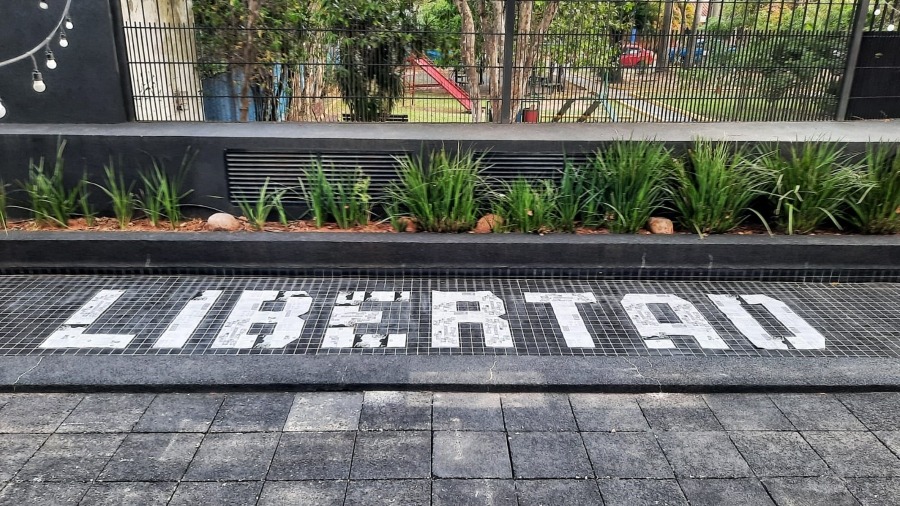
[[0, 232, 898, 274], [1, 355, 899, 393]]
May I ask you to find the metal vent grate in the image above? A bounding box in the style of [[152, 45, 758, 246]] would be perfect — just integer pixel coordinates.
[[225, 150, 596, 204]]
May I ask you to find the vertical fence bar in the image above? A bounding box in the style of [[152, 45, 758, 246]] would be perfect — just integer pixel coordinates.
[[108, 0, 136, 122], [500, 0, 516, 123], [837, 0, 870, 120]]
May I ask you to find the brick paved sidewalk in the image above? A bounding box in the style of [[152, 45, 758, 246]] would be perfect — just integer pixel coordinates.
[[0, 391, 898, 505]]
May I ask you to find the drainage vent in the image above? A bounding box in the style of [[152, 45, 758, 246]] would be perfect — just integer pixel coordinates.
[[226, 150, 595, 204]]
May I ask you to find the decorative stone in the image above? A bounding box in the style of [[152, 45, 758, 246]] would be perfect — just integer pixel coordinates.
[[396, 217, 417, 233], [207, 213, 241, 231], [474, 214, 502, 233], [648, 217, 674, 234]]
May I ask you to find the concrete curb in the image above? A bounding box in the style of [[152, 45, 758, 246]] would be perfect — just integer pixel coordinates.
[[1, 232, 898, 274], [1, 355, 899, 393]]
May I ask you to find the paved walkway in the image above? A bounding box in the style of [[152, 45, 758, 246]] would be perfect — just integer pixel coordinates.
[[0, 391, 898, 505]]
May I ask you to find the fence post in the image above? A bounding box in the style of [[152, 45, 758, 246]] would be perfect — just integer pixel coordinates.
[[108, 0, 136, 122], [500, 0, 516, 123], [837, 0, 870, 121]]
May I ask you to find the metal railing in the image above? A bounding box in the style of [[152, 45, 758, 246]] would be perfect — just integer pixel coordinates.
[[118, 0, 867, 123]]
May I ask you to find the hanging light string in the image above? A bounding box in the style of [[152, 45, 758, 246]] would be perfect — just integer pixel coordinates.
[[0, 0, 73, 68], [0, 0, 72, 119]]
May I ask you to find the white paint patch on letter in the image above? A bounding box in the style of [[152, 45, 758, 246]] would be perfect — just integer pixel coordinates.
[[737, 295, 825, 349], [621, 294, 728, 350], [211, 291, 311, 349], [153, 290, 223, 348], [40, 290, 135, 348], [524, 293, 596, 348], [708, 294, 788, 350], [431, 291, 512, 348], [321, 291, 408, 348]]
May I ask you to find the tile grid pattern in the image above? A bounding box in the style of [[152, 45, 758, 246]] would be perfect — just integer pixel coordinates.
[[0, 391, 898, 505], [0, 275, 898, 358]]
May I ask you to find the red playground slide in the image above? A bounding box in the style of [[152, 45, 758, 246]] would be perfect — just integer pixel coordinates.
[[409, 55, 472, 112]]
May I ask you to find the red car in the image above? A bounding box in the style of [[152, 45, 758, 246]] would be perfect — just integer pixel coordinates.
[[619, 45, 656, 68]]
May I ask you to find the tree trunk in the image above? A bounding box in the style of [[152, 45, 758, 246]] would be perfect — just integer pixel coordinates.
[[239, 0, 262, 122], [453, 0, 483, 122]]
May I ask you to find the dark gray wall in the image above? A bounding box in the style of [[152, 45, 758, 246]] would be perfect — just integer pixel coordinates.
[[0, 1, 127, 123]]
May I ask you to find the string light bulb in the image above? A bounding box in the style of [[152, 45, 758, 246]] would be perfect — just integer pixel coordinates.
[[32, 71, 46, 93], [58, 31, 68, 48], [65, 17, 74, 30], [0, 98, 6, 120], [45, 48, 57, 69], [39, 1, 49, 9]]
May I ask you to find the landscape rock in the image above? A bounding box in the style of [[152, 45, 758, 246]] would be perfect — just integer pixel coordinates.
[[207, 213, 242, 231], [474, 214, 502, 234], [398, 217, 418, 233], [648, 217, 674, 234]]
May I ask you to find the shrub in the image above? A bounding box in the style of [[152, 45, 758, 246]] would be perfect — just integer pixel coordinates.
[[847, 144, 900, 234], [671, 140, 768, 235], [301, 162, 371, 229], [386, 148, 482, 232], [21, 141, 79, 227], [97, 159, 137, 230], [587, 140, 673, 233], [760, 142, 861, 234], [236, 178, 288, 230], [492, 178, 557, 233], [554, 161, 591, 232], [139, 151, 195, 228]]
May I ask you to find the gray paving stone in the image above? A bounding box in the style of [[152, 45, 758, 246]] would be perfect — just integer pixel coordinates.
[[0, 482, 90, 506], [133, 393, 225, 433], [433, 479, 517, 506], [56, 393, 154, 433], [433, 392, 504, 431], [210, 392, 295, 432], [703, 394, 793, 431], [569, 393, 650, 432], [844, 478, 900, 506], [837, 393, 900, 431], [168, 481, 263, 506], [656, 432, 752, 478], [268, 432, 355, 480], [501, 393, 577, 432], [351, 431, 431, 479], [99, 433, 202, 481], [16, 433, 125, 481], [0, 434, 46, 481], [182, 432, 279, 481], [0, 393, 82, 433], [730, 431, 828, 477], [874, 431, 900, 456], [762, 477, 860, 506], [679, 478, 775, 506], [358, 391, 432, 431], [79, 482, 175, 506], [597, 478, 687, 506], [507, 432, 593, 479], [516, 479, 604, 506], [344, 479, 430, 506], [433, 431, 512, 479], [803, 431, 900, 477], [769, 393, 866, 431], [285, 392, 362, 431], [258, 481, 346, 506], [582, 432, 673, 478], [637, 394, 722, 431]]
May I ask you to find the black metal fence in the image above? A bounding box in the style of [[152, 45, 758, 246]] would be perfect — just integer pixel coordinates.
[[118, 0, 874, 123]]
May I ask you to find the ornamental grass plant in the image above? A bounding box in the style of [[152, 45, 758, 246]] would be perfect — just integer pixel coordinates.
[[847, 144, 900, 234], [97, 159, 137, 230], [760, 142, 862, 235], [671, 140, 768, 235], [492, 178, 557, 233], [138, 151, 195, 228], [21, 141, 80, 227], [237, 178, 288, 230], [387, 148, 482, 232], [587, 140, 673, 233], [301, 162, 372, 229]]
